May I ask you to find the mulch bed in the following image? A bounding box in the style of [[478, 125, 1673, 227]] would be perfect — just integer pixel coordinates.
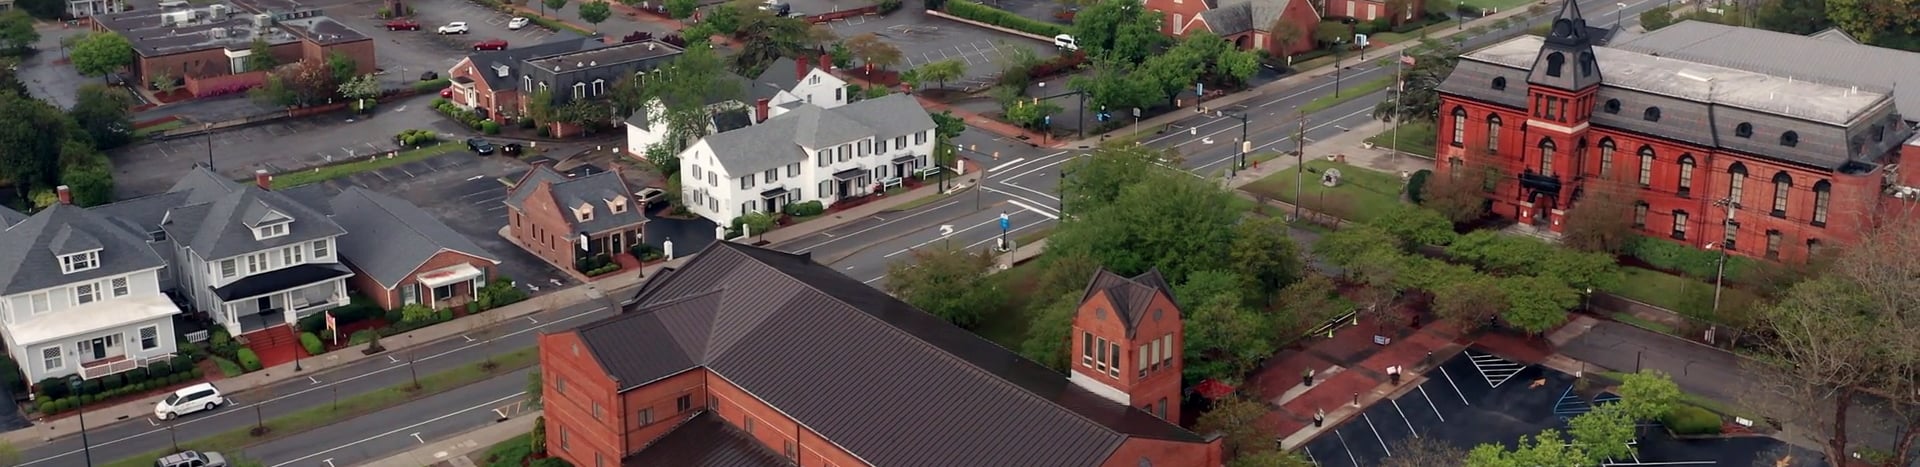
[[151, 89, 194, 104]]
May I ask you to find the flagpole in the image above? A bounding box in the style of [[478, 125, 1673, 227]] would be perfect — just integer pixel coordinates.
[[1391, 50, 1404, 162]]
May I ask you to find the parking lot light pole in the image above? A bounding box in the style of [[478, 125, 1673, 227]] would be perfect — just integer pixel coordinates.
[[204, 123, 215, 169]]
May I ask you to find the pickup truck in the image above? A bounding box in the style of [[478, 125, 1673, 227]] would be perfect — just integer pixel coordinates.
[[384, 18, 419, 30]]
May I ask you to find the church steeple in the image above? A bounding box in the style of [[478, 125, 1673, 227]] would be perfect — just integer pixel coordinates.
[[1528, 0, 1602, 91]]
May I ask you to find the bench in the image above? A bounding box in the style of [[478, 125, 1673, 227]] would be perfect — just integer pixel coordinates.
[[882, 177, 904, 190]]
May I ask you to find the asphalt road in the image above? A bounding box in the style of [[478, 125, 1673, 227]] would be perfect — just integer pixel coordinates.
[[19, 282, 639, 467]]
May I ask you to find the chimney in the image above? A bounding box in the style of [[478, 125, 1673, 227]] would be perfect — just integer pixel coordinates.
[[796, 55, 811, 80], [818, 53, 832, 72], [755, 98, 771, 123], [254, 169, 271, 189], [56, 185, 72, 205]]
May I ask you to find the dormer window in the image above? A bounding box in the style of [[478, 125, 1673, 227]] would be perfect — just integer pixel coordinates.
[[254, 221, 288, 240], [1491, 76, 1507, 90], [608, 197, 628, 214], [575, 203, 594, 222], [60, 250, 100, 274], [1643, 107, 1662, 122], [591, 79, 606, 96], [523, 75, 533, 92], [573, 82, 586, 99]]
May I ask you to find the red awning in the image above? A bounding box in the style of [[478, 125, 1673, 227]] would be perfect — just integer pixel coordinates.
[[1195, 379, 1236, 400]]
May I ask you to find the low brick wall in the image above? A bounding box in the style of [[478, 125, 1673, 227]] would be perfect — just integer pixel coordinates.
[[187, 70, 268, 98], [806, 5, 879, 23]]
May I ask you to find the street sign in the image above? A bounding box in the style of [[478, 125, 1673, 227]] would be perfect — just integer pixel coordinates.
[[1195, 82, 1204, 96], [1132, 107, 1142, 117], [1043, 115, 1052, 126], [999, 213, 1011, 231]]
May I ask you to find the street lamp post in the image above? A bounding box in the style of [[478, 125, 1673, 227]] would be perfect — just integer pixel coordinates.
[[1198, 106, 1252, 176], [1708, 197, 1736, 317], [203, 123, 215, 169], [1034, 81, 1088, 140], [79, 400, 96, 465], [1615, 2, 1626, 28]]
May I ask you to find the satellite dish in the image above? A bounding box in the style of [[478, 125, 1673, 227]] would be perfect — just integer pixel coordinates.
[[1321, 168, 1343, 187]]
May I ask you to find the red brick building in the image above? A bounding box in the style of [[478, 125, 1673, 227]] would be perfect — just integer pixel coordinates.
[[1326, 0, 1424, 25], [537, 242, 1225, 467], [445, 37, 602, 125], [1435, 3, 1920, 263], [95, 0, 375, 96], [1145, 0, 1320, 57], [325, 187, 500, 311], [504, 164, 646, 273]]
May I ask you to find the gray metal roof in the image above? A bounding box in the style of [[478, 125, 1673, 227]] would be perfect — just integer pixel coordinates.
[[1616, 21, 1920, 124], [699, 94, 933, 176], [0, 204, 168, 295], [328, 187, 498, 289], [0, 205, 27, 228], [464, 34, 599, 91], [154, 167, 346, 260], [624, 412, 793, 467], [1196, 0, 1291, 35], [504, 165, 648, 235], [577, 242, 1208, 467]]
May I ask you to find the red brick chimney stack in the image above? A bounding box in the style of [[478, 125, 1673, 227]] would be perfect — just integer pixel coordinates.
[[754, 98, 771, 123], [796, 55, 811, 80], [56, 185, 71, 205], [255, 170, 271, 190], [818, 53, 832, 72]]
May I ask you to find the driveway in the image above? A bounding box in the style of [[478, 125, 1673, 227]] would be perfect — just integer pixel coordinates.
[[293, 152, 576, 294], [110, 93, 463, 198], [818, 8, 1058, 91], [17, 26, 93, 110]]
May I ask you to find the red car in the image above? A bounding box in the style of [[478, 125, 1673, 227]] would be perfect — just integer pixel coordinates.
[[440, 87, 453, 98], [472, 39, 508, 51], [384, 19, 420, 31]]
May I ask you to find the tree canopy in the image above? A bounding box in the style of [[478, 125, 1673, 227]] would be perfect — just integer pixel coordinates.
[[1070, 0, 1166, 63], [68, 84, 133, 150], [885, 247, 1007, 329], [69, 32, 134, 79], [0, 11, 40, 54], [1373, 39, 1459, 124]]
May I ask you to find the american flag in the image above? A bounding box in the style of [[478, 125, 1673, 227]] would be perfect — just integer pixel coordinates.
[[1400, 54, 1417, 66]]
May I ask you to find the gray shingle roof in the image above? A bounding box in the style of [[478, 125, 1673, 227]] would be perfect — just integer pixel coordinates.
[[1616, 21, 1920, 124], [150, 167, 347, 260], [328, 187, 499, 289], [700, 93, 933, 176], [1197, 0, 1295, 35], [465, 34, 600, 91], [0, 204, 168, 296], [752, 57, 805, 101], [0, 205, 26, 228], [624, 412, 792, 467], [504, 166, 648, 235], [578, 242, 1207, 467], [1079, 268, 1176, 339]]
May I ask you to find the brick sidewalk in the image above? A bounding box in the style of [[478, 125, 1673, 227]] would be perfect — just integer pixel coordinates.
[[0, 169, 977, 449]]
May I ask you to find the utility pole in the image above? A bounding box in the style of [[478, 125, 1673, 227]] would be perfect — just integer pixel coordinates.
[[1710, 197, 1735, 316], [1293, 113, 1308, 221], [79, 401, 95, 466], [1391, 51, 1407, 161]]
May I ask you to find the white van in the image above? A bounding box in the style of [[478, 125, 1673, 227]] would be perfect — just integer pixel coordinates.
[[1054, 34, 1078, 51]]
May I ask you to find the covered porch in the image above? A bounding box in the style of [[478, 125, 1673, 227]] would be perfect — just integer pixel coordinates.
[[574, 226, 642, 261], [828, 168, 874, 202], [11, 294, 181, 382], [406, 263, 489, 310], [211, 264, 354, 334]]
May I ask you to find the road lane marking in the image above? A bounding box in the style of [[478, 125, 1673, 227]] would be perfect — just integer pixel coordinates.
[[1417, 385, 1446, 422], [999, 152, 1084, 181], [778, 199, 963, 253], [883, 211, 1035, 258], [1187, 107, 1374, 172], [269, 392, 526, 467], [1391, 398, 1419, 437], [411, 432, 425, 444], [980, 186, 1058, 216], [1005, 199, 1059, 220], [988, 157, 1030, 173], [1363, 413, 1391, 456]]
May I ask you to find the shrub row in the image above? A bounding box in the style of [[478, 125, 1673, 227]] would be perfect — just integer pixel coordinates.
[[237, 348, 262, 372], [38, 371, 204, 416], [297, 298, 381, 335], [395, 128, 440, 147], [1661, 404, 1723, 435], [413, 77, 451, 94], [300, 332, 325, 357], [430, 99, 494, 132], [1623, 237, 1755, 282], [942, 0, 1066, 37], [783, 200, 826, 217], [34, 356, 205, 415]]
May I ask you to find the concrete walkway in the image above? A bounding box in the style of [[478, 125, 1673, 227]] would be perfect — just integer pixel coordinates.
[[1, 169, 977, 450]]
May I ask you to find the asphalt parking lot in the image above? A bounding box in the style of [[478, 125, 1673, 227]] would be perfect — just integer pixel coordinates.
[[293, 152, 576, 293], [111, 94, 460, 197], [330, 0, 562, 88], [818, 8, 1058, 91], [1299, 349, 1822, 467]]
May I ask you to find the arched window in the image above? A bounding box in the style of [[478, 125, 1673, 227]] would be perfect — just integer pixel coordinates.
[[1546, 52, 1566, 77], [1492, 77, 1507, 90], [1781, 131, 1800, 147], [1486, 115, 1502, 151], [1603, 99, 1621, 114], [1449, 158, 1463, 179], [1578, 52, 1594, 76], [1812, 180, 1831, 226], [1677, 155, 1696, 195], [1644, 107, 1662, 122], [1633, 201, 1649, 228], [1637, 146, 1655, 186], [1728, 163, 1748, 207], [1538, 138, 1557, 175], [1771, 172, 1793, 216], [1735, 122, 1753, 138], [1450, 107, 1466, 147], [1598, 138, 1616, 179]]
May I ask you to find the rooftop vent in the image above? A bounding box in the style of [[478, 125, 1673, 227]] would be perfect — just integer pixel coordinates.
[[647, 42, 655, 50], [576, 62, 584, 68], [210, 4, 228, 17], [210, 27, 227, 38], [253, 13, 271, 29]]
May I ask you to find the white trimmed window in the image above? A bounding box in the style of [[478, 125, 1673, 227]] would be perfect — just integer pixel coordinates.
[[139, 326, 160, 350], [254, 222, 288, 239], [591, 79, 606, 96], [60, 251, 100, 274], [75, 283, 100, 305], [220, 259, 237, 278], [41, 347, 61, 371], [30, 292, 49, 315], [111, 277, 129, 297], [312, 240, 330, 258], [573, 82, 587, 99]]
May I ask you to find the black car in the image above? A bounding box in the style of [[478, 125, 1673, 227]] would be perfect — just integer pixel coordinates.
[[501, 143, 523, 155], [420, 71, 439, 81], [466, 138, 496, 155]]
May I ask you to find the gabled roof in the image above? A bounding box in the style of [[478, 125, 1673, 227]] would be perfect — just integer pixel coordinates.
[[154, 166, 347, 260], [1196, 0, 1299, 35], [0, 205, 26, 228], [1078, 268, 1177, 339], [751, 57, 805, 101], [328, 187, 499, 289], [624, 412, 792, 467], [504, 165, 648, 234], [1808, 27, 1860, 44], [0, 204, 168, 295], [698, 93, 933, 176], [1616, 21, 1920, 123], [579, 242, 1206, 467], [463, 34, 600, 91]]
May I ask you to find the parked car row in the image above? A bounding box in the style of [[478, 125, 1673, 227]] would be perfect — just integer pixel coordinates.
[[385, 19, 510, 50]]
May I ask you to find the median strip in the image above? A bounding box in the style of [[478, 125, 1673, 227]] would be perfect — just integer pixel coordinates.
[[102, 347, 539, 467], [270, 142, 461, 189], [1297, 75, 1394, 114]]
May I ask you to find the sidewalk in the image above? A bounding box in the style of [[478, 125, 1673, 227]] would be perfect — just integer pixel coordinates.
[[0, 168, 975, 450], [369, 411, 543, 467]]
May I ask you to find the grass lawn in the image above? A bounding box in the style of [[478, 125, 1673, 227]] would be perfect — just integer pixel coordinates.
[[890, 189, 956, 212], [480, 433, 536, 466], [133, 120, 186, 138], [1365, 121, 1437, 157], [270, 143, 462, 189], [1611, 312, 1677, 336], [1460, 0, 1541, 12], [1299, 75, 1393, 114], [1241, 159, 1407, 222], [976, 260, 1049, 349], [1601, 267, 1763, 321], [103, 347, 540, 467]]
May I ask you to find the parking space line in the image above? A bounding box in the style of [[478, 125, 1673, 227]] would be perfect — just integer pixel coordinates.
[[1362, 414, 1391, 456], [399, 167, 417, 178], [1301, 447, 1319, 467], [1389, 399, 1419, 437], [371, 169, 392, 183], [1437, 366, 1471, 406], [1414, 386, 1445, 422], [1332, 430, 1361, 467]]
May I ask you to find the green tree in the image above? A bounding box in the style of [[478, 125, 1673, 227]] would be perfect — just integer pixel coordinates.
[[59, 161, 114, 207], [730, 11, 830, 75], [0, 11, 39, 54], [526, 88, 556, 125], [246, 39, 279, 72], [1566, 404, 1638, 462], [1228, 216, 1303, 299], [1381, 437, 1463, 467], [844, 33, 905, 71], [1003, 99, 1064, 129], [578, 0, 612, 29], [1465, 430, 1588, 466], [250, 75, 296, 107], [325, 51, 358, 87], [665, 0, 698, 18], [1018, 291, 1081, 370], [917, 59, 965, 89], [1373, 40, 1459, 124], [1616, 370, 1682, 421], [1419, 175, 1487, 223], [1070, 0, 1166, 63], [1195, 394, 1276, 458], [543, 0, 571, 16], [732, 211, 775, 237], [1367, 205, 1458, 247], [1495, 276, 1577, 334], [1178, 270, 1270, 382], [1267, 17, 1304, 59], [1561, 185, 1638, 254], [1639, 5, 1676, 31], [68, 84, 133, 150], [885, 247, 1006, 328], [148, 70, 181, 97], [1059, 143, 1164, 211], [1049, 147, 1244, 284], [1753, 0, 1832, 35], [1068, 58, 1160, 112], [0, 439, 20, 467], [0, 91, 73, 197], [1226, 451, 1315, 467], [69, 32, 135, 80], [1271, 275, 1345, 336], [14, 0, 63, 20], [1312, 224, 1401, 266], [1433, 276, 1503, 330], [640, 42, 742, 150], [1824, 0, 1919, 46], [337, 74, 382, 111]]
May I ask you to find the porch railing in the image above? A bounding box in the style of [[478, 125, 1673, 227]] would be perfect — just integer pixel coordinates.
[[78, 353, 176, 380]]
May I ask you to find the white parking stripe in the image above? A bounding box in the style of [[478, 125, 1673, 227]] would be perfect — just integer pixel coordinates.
[[1362, 413, 1391, 456], [1389, 398, 1419, 437], [1415, 385, 1445, 422], [1333, 430, 1362, 467], [1437, 366, 1471, 406]]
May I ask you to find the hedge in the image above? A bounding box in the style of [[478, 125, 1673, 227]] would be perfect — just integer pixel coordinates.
[[1623, 237, 1755, 281], [300, 332, 325, 356], [784, 200, 826, 217], [1406, 169, 1433, 204], [1661, 404, 1722, 435], [237, 349, 262, 372], [943, 0, 1066, 37]]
